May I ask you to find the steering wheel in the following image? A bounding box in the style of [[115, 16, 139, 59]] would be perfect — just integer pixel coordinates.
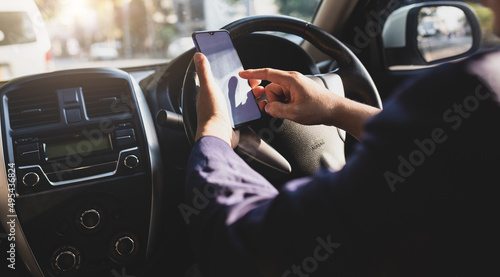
[[182, 15, 382, 184]]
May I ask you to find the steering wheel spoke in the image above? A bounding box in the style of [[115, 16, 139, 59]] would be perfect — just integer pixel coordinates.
[[236, 127, 291, 177], [306, 72, 345, 98], [335, 68, 382, 108]]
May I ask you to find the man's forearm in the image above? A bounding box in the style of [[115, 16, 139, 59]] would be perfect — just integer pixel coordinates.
[[328, 98, 380, 140]]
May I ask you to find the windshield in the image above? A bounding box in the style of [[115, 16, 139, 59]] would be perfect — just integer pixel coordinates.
[[0, 0, 321, 81]]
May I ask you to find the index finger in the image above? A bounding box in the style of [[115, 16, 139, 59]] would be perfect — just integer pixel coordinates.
[[239, 68, 294, 90]]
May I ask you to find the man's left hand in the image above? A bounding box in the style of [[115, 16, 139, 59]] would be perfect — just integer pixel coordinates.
[[194, 52, 239, 148]]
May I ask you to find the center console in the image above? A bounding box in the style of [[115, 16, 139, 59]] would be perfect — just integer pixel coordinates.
[[0, 68, 163, 276]]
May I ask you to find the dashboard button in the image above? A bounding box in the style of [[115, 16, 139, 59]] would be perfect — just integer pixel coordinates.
[[51, 246, 81, 273], [115, 236, 135, 256], [22, 172, 40, 187], [55, 251, 76, 271], [62, 90, 79, 103], [59, 87, 81, 104], [79, 209, 101, 229], [65, 108, 82, 123], [16, 143, 40, 163], [123, 155, 139, 169], [115, 128, 136, 146]]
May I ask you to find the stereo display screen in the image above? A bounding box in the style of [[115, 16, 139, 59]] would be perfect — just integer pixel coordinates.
[[45, 135, 112, 160]]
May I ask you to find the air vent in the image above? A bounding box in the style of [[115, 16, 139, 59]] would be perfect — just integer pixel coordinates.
[[82, 79, 133, 118], [7, 90, 60, 129]]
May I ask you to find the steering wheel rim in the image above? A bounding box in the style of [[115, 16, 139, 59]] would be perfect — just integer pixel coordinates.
[[224, 15, 382, 106], [182, 15, 382, 182]]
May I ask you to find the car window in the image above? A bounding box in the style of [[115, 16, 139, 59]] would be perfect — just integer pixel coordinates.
[[0, 0, 321, 81], [0, 12, 37, 46]]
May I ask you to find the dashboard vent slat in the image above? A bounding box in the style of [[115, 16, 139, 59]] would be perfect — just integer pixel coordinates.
[[7, 90, 60, 129], [82, 80, 133, 118]]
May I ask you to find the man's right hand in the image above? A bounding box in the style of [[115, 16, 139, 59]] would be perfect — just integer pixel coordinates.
[[240, 68, 340, 126], [240, 68, 380, 140]]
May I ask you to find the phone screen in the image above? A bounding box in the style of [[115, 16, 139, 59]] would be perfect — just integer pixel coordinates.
[[192, 30, 261, 128]]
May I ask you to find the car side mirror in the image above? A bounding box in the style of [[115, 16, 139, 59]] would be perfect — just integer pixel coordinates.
[[383, 1, 481, 67]]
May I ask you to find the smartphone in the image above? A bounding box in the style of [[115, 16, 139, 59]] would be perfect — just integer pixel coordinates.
[[192, 30, 261, 129]]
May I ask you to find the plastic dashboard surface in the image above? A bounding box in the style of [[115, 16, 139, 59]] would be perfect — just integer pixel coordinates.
[[0, 68, 163, 277]]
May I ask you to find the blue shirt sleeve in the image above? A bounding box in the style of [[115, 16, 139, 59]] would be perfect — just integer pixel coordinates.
[[184, 136, 370, 276]]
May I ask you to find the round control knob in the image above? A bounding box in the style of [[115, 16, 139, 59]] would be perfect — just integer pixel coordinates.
[[22, 172, 39, 187], [123, 155, 139, 169], [79, 209, 100, 230], [54, 250, 77, 272], [115, 236, 135, 256]]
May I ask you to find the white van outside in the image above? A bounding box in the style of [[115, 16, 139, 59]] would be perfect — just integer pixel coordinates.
[[0, 0, 52, 81]]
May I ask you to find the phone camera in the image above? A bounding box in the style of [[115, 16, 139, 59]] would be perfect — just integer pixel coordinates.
[[209, 32, 214, 35]]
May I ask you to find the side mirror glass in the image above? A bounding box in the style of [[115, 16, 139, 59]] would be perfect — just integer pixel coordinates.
[[417, 6, 473, 63], [383, 2, 481, 67]]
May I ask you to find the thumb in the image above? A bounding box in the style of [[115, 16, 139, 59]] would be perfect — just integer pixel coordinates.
[[265, 101, 291, 119], [194, 53, 214, 87]]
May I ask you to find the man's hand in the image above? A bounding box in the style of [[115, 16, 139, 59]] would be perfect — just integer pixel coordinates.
[[240, 68, 380, 140], [241, 68, 339, 126], [194, 53, 239, 148]]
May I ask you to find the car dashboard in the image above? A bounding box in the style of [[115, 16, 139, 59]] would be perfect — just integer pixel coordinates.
[[0, 32, 335, 276], [0, 68, 164, 276]]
